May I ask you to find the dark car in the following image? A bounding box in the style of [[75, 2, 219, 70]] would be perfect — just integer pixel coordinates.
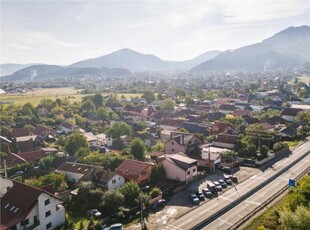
[[213, 181, 223, 192], [224, 176, 233, 185], [230, 175, 238, 183], [152, 199, 166, 210], [202, 188, 213, 198], [219, 179, 227, 188], [190, 193, 200, 205], [196, 192, 205, 201]]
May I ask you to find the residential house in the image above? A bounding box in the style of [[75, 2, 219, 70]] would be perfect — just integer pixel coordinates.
[[213, 134, 238, 149], [281, 108, 302, 122], [16, 135, 43, 152], [210, 122, 236, 135], [182, 122, 210, 136], [60, 122, 79, 135], [206, 112, 225, 122], [219, 104, 237, 114], [82, 132, 98, 148], [93, 169, 125, 190], [115, 159, 153, 185], [12, 128, 29, 138], [0, 177, 65, 230], [96, 133, 113, 147], [33, 125, 55, 137], [164, 132, 201, 155], [158, 153, 197, 182], [37, 104, 50, 116], [159, 118, 187, 131], [232, 110, 252, 118], [57, 162, 94, 184], [18, 149, 47, 164], [3, 152, 28, 167], [201, 146, 228, 172]]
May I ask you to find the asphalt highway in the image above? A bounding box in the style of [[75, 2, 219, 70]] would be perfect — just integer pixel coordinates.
[[164, 140, 310, 230]]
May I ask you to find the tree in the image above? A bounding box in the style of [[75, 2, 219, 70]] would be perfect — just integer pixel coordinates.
[[150, 165, 166, 184], [149, 187, 162, 198], [221, 150, 237, 163], [25, 172, 68, 192], [96, 107, 109, 120], [38, 155, 54, 169], [92, 93, 104, 108], [178, 128, 189, 133], [142, 90, 155, 103], [279, 206, 310, 230], [120, 181, 142, 207], [129, 138, 146, 159], [102, 190, 124, 215], [65, 133, 88, 155], [160, 99, 175, 112], [107, 122, 133, 139], [11, 137, 19, 153], [81, 100, 95, 113]]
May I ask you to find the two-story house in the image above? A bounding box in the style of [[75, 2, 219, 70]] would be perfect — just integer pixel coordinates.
[[60, 122, 80, 135], [164, 132, 202, 155], [0, 177, 65, 230], [115, 159, 153, 185], [158, 153, 197, 182]]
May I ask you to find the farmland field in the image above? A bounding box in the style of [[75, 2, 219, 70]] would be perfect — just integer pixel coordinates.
[[0, 87, 143, 106]]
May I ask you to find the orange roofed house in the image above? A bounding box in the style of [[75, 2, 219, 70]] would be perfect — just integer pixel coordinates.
[[115, 159, 154, 185]]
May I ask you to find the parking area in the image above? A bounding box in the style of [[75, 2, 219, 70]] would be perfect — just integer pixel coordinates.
[[126, 166, 261, 230]]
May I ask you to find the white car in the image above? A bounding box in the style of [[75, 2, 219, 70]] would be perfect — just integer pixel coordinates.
[[87, 209, 102, 218]]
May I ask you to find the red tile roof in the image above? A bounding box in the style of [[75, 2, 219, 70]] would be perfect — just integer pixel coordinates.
[[115, 159, 153, 180], [4, 152, 28, 166], [232, 110, 251, 117], [12, 128, 29, 138], [18, 150, 46, 162], [33, 125, 54, 136]]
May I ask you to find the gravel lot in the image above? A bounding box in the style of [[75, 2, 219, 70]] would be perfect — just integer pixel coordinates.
[[126, 166, 261, 230]]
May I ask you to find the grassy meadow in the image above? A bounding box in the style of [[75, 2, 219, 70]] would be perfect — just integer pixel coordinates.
[[0, 87, 142, 106]]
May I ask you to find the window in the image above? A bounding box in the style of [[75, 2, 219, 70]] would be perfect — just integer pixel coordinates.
[[112, 179, 116, 184], [187, 171, 190, 175], [46, 222, 52, 229], [142, 171, 147, 176], [11, 225, 17, 230], [171, 141, 174, 145], [45, 210, 51, 217], [193, 168, 196, 173], [44, 199, 50, 206], [21, 219, 29, 226], [172, 148, 174, 152]]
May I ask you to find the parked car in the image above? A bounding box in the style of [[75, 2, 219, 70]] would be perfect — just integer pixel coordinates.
[[219, 179, 227, 188], [202, 188, 213, 198], [213, 181, 223, 192], [196, 191, 205, 201], [152, 199, 166, 210], [12, 171, 23, 178], [229, 175, 238, 183], [224, 176, 233, 185], [221, 166, 231, 173], [190, 193, 200, 205], [87, 209, 102, 218], [102, 223, 123, 230], [207, 182, 217, 194]]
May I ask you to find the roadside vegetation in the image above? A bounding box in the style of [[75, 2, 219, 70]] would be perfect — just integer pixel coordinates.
[[245, 173, 310, 230]]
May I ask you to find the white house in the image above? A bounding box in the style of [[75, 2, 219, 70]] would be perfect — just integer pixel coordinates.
[[96, 133, 113, 147], [94, 170, 125, 190], [158, 153, 197, 182], [0, 177, 65, 230], [60, 122, 79, 134], [83, 132, 98, 147]]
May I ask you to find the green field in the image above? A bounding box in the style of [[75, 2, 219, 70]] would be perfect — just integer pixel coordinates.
[[0, 87, 143, 106]]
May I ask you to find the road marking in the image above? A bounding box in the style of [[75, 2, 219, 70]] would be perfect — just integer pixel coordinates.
[[218, 218, 233, 226], [218, 195, 233, 201], [238, 214, 243, 218], [177, 218, 193, 228], [244, 200, 260, 205]]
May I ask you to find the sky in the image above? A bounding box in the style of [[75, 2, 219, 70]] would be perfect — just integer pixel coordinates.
[[1, 0, 310, 65]]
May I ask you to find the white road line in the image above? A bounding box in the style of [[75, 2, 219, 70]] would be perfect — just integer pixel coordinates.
[[218, 218, 233, 226], [244, 200, 261, 205]]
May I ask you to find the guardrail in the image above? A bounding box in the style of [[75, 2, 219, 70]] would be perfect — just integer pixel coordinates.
[[190, 150, 310, 230], [228, 165, 310, 230]]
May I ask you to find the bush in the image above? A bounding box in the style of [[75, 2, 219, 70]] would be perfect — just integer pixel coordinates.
[[150, 187, 162, 198]]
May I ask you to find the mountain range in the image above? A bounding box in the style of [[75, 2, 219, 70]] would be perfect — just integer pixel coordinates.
[[191, 25, 310, 72], [1, 25, 310, 82]]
